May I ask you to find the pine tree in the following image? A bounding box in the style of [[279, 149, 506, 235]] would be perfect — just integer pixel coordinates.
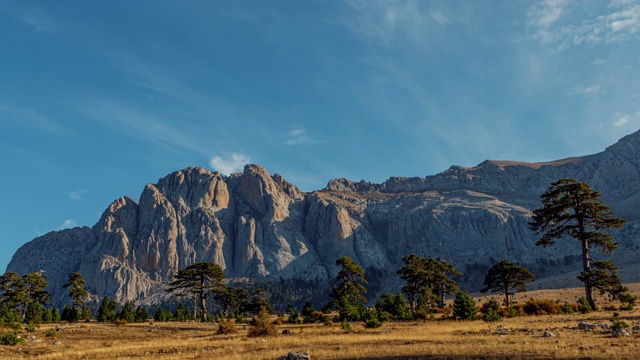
[[530, 178, 627, 310], [481, 260, 535, 308], [397, 254, 461, 314], [63, 273, 88, 312], [134, 306, 149, 322], [117, 301, 135, 323], [328, 256, 368, 321], [97, 297, 117, 322], [166, 262, 225, 320]]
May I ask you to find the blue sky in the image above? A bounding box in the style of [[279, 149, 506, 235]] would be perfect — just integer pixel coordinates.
[[2, 0, 640, 272]]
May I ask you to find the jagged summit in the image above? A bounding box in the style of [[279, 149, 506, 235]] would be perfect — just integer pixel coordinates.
[[7, 130, 640, 307]]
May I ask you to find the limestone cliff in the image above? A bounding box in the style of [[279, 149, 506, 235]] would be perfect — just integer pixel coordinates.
[[7, 131, 640, 307]]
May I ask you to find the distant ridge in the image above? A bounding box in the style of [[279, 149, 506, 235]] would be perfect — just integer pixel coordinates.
[[7, 130, 640, 307]]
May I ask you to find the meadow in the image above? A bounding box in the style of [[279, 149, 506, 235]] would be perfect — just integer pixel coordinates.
[[2, 286, 640, 360]]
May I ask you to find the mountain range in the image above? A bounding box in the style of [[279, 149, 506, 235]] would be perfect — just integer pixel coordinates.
[[7, 130, 640, 307]]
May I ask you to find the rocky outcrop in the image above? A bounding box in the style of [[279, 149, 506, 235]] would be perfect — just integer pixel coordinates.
[[7, 131, 640, 307]]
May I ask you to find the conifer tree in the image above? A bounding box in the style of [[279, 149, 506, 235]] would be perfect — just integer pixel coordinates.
[[329, 256, 368, 321], [166, 262, 225, 320], [64, 272, 88, 312], [481, 260, 535, 308], [530, 178, 627, 310], [397, 254, 461, 314]]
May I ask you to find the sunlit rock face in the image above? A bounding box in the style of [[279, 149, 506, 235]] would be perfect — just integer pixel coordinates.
[[8, 131, 640, 306]]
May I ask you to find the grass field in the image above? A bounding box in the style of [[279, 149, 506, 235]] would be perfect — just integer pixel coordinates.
[[2, 287, 640, 359]]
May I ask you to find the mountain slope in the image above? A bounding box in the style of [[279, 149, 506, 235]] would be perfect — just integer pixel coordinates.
[[8, 131, 640, 307]]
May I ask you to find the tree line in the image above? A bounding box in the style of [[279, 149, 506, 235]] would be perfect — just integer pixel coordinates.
[[0, 178, 636, 328]]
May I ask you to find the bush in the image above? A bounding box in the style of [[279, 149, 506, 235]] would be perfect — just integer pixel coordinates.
[[247, 306, 276, 337], [134, 306, 149, 323], [25, 322, 37, 333], [340, 319, 352, 332], [482, 308, 502, 322], [506, 307, 519, 318], [577, 297, 592, 314], [286, 304, 300, 324], [304, 311, 329, 324], [515, 298, 561, 316], [559, 302, 575, 314], [620, 303, 634, 311], [45, 328, 57, 337], [362, 308, 383, 329], [0, 331, 24, 346], [216, 318, 236, 335], [611, 312, 630, 332], [154, 307, 173, 322], [114, 319, 128, 326], [453, 291, 477, 320], [480, 299, 501, 313]]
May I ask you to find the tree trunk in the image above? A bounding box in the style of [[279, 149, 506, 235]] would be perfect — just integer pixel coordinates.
[[503, 284, 510, 308], [192, 294, 197, 320], [200, 277, 207, 320], [581, 239, 597, 310]]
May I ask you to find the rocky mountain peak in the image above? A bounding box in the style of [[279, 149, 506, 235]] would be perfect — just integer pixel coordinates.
[[7, 130, 640, 307]]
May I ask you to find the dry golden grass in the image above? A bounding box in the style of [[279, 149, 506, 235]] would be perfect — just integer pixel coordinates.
[[3, 287, 640, 359]]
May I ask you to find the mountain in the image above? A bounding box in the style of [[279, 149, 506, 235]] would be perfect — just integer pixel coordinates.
[[7, 130, 640, 307]]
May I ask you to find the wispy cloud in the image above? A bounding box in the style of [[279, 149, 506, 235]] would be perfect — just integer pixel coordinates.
[[21, 8, 55, 32], [341, 0, 441, 48], [59, 219, 77, 230], [0, 104, 66, 136], [528, 0, 640, 50], [611, 111, 639, 127], [209, 153, 251, 175], [569, 85, 601, 96], [68, 189, 90, 201], [284, 128, 321, 146]]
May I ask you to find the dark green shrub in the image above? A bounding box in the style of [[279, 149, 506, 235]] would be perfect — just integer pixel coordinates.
[[340, 319, 352, 332], [286, 304, 300, 324], [480, 299, 501, 313], [24, 302, 44, 324], [453, 291, 477, 320], [0, 331, 24, 346], [611, 312, 630, 332], [134, 306, 149, 323], [173, 302, 192, 321], [577, 297, 592, 314], [117, 302, 135, 323], [482, 308, 502, 322], [154, 307, 172, 322], [25, 322, 37, 333], [46, 328, 57, 337], [506, 307, 519, 318], [362, 308, 383, 328], [559, 302, 575, 314], [61, 305, 80, 322], [97, 297, 117, 322]]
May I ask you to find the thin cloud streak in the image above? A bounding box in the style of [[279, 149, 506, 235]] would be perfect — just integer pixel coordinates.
[[68, 189, 90, 201], [21, 8, 55, 32], [0, 104, 66, 136], [284, 128, 322, 146]]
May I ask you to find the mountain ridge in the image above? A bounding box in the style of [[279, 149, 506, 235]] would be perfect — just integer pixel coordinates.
[[7, 130, 640, 307]]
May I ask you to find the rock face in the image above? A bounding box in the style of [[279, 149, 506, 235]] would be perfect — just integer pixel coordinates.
[[7, 131, 640, 307]]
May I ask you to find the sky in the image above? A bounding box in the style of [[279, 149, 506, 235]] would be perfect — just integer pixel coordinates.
[[1, 0, 640, 272]]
